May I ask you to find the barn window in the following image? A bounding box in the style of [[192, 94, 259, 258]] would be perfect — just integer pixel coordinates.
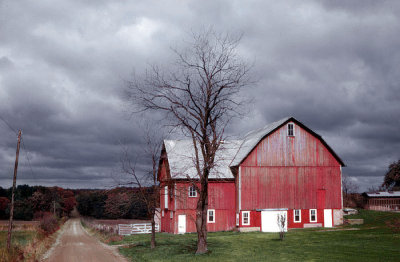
[[208, 209, 215, 223], [164, 186, 168, 209], [310, 209, 317, 222], [188, 186, 197, 197], [242, 211, 250, 225], [170, 211, 173, 219], [294, 209, 301, 223], [287, 123, 294, 136]]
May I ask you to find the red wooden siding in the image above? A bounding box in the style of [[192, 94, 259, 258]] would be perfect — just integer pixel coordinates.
[[174, 182, 235, 210], [241, 123, 340, 167], [240, 123, 342, 211], [241, 167, 341, 210], [163, 181, 236, 233]]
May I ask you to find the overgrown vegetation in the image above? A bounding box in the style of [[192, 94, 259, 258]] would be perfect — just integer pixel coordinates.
[[0, 214, 66, 261], [110, 210, 400, 262]]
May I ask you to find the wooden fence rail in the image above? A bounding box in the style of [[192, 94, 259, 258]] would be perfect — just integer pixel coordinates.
[[118, 223, 160, 235]]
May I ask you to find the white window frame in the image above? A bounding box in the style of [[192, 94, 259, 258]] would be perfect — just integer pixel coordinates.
[[170, 211, 173, 219], [242, 211, 250, 225], [164, 186, 168, 209], [294, 209, 301, 223], [162, 210, 164, 217], [310, 209, 317, 222], [188, 185, 197, 197], [287, 123, 295, 136], [207, 209, 215, 223]]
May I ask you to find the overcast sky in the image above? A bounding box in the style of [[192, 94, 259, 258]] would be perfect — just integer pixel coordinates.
[[0, 0, 399, 191]]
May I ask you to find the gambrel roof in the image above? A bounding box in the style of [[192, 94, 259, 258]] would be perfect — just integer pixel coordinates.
[[230, 117, 345, 167], [162, 117, 345, 180]]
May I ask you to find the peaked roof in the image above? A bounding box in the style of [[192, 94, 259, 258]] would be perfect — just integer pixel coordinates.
[[162, 117, 345, 180], [230, 117, 291, 166], [230, 117, 345, 167], [163, 139, 242, 179]]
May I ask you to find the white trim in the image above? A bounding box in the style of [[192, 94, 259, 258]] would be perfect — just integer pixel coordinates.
[[188, 185, 197, 197], [287, 123, 295, 136], [170, 211, 173, 219], [340, 166, 343, 209], [164, 186, 168, 209], [236, 213, 240, 226], [161, 210, 164, 217], [294, 209, 301, 223], [238, 166, 242, 211], [207, 209, 215, 223], [174, 183, 177, 210], [242, 211, 250, 225], [310, 209, 317, 222]]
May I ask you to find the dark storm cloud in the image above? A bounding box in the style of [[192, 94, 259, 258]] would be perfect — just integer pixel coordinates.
[[0, 0, 399, 191]]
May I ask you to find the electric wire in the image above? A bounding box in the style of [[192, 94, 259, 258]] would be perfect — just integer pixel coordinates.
[[0, 114, 17, 135], [21, 136, 39, 183]]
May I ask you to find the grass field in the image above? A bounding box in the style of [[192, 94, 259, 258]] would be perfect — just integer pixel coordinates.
[[112, 210, 400, 262], [0, 231, 36, 248]]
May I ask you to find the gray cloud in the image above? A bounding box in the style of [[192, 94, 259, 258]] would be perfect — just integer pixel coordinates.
[[0, 0, 399, 191]]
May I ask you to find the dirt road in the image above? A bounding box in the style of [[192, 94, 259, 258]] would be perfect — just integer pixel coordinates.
[[42, 219, 127, 262]]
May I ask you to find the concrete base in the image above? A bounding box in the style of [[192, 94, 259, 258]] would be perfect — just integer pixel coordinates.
[[239, 227, 260, 232], [346, 219, 364, 225], [303, 223, 323, 228]]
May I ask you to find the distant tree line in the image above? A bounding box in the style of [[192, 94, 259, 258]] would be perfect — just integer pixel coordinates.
[[0, 185, 152, 220], [75, 187, 151, 220], [0, 185, 76, 220]]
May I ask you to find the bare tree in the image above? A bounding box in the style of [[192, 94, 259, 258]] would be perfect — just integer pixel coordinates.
[[277, 213, 286, 241], [342, 174, 360, 207], [128, 29, 251, 254], [121, 125, 163, 249]]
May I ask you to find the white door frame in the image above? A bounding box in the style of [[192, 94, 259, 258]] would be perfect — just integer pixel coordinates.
[[324, 209, 333, 228], [261, 210, 288, 232], [178, 215, 186, 234]]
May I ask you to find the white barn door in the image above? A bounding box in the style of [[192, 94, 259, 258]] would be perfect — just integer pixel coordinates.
[[324, 209, 333, 228], [178, 215, 186, 234], [261, 211, 287, 232]]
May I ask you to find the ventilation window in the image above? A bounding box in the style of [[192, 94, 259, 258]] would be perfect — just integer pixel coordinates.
[[188, 186, 197, 197], [287, 123, 294, 136]]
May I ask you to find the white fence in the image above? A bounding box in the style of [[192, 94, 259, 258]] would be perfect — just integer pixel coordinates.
[[118, 223, 160, 235]]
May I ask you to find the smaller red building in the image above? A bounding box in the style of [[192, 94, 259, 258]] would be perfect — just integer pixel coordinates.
[[364, 192, 400, 211], [158, 117, 345, 234]]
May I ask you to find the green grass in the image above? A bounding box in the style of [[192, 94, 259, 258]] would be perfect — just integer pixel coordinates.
[[0, 231, 36, 248], [112, 210, 400, 262]]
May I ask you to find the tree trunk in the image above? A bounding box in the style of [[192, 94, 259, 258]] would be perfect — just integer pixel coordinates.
[[150, 213, 156, 249], [195, 177, 208, 254]]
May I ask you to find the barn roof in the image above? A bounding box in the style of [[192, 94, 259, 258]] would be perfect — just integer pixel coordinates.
[[230, 116, 345, 167], [163, 117, 345, 180], [230, 117, 291, 166], [365, 191, 400, 198], [163, 139, 242, 179]]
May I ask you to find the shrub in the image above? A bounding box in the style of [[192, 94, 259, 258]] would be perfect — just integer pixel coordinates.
[[38, 212, 59, 235]]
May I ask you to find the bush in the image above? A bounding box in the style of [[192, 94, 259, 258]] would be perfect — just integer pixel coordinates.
[[0, 246, 24, 262], [38, 212, 59, 235]]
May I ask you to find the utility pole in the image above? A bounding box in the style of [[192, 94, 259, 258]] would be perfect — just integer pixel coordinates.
[[7, 130, 21, 250]]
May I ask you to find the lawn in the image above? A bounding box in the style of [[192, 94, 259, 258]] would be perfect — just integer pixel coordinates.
[[112, 210, 400, 262]]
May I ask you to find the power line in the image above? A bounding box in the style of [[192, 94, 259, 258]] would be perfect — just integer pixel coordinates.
[[0, 114, 17, 135], [20, 136, 38, 183]]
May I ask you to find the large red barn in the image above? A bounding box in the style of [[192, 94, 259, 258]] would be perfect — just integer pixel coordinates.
[[158, 117, 345, 233]]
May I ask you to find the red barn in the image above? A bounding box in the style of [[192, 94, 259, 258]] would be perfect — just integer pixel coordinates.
[[158, 117, 345, 233]]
